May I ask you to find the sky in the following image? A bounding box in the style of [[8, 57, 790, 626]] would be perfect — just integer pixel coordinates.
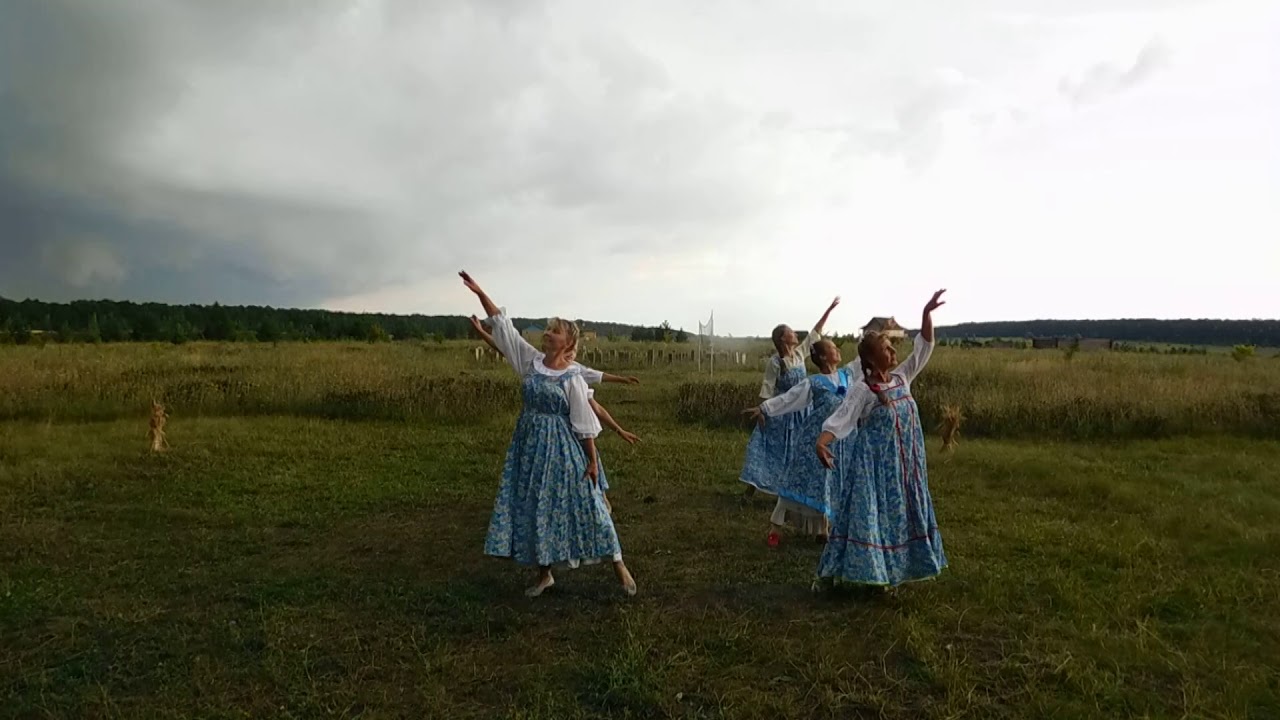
[[2, 0, 1277, 337]]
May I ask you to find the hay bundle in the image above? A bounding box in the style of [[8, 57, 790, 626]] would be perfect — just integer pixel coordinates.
[[938, 405, 963, 452], [148, 400, 169, 452]]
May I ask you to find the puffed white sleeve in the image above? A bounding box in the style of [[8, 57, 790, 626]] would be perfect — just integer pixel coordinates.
[[759, 356, 780, 399], [485, 308, 540, 374], [761, 379, 812, 417], [565, 374, 602, 438], [799, 327, 822, 355], [576, 363, 605, 385], [821, 384, 874, 440], [893, 331, 934, 384]]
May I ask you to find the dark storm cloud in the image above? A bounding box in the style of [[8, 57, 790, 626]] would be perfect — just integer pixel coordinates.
[[0, 0, 371, 304], [0, 0, 781, 307]]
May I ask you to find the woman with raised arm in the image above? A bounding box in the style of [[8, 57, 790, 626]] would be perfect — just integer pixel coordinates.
[[813, 290, 948, 590], [460, 272, 636, 597], [742, 338, 858, 544], [469, 315, 640, 515], [739, 297, 840, 546]]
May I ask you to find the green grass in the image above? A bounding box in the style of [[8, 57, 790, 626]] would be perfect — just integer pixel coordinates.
[[2, 342, 1279, 717]]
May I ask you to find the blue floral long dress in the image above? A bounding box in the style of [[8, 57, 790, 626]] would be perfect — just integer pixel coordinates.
[[817, 374, 946, 586], [482, 313, 622, 568], [596, 448, 611, 493], [774, 369, 855, 519], [740, 359, 810, 493]]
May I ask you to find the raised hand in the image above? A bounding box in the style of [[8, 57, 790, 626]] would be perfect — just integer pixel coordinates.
[[813, 295, 841, 336], [920, 289, 946, 343], [468, 315, 486, 335], [459, 270, 481, 294], [924, 289, 946, 314], [460, 270, 500, 318]]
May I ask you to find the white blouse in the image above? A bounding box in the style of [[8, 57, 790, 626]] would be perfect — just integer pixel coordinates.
[[821, 333, 934, 440], [576, 364, 604, 385], [485, 310, 602, 439], [759, 327, 823, 399], [760, 366, 855, 417]]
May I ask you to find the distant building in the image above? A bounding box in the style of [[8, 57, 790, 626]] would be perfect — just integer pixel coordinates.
[[860, 316, 907, 341], [521, 324, 544, 343], [581, 331, 597, 342]]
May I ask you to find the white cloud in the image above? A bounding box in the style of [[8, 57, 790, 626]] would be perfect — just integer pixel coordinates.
[[1058, 38, 1171, 105]]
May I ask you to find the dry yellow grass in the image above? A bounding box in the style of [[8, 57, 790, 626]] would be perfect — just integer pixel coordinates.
[[1, 340, 1277, 440]]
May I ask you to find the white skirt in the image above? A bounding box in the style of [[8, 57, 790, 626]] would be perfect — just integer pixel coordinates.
[[770, 497, 828, 535]]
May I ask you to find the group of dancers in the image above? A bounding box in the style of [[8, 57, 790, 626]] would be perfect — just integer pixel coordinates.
[[459, 270, 947, 597], [741, 291, 948, 590]]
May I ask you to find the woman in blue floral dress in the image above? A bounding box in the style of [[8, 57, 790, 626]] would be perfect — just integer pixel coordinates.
[[468, 317, 641, 515], [740, 297, 841, 546], [743, 339, 858, 543], [460, 272, 636, 598], [815, 290, 948, 588]]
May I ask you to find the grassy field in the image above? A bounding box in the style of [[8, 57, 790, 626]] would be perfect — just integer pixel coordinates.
[[2, 341, 1279, 718]]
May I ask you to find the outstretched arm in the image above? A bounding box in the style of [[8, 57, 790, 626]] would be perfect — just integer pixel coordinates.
[[761, 378, 813, 417], [894, 289, 945, 383], [576, 364, 639, 386], [459, 271, 500, 318], [744, 378, 812, 428], [461, 273, 539, 373], [469, 315, 501, 355], [801, 296, 841, 353], [566, 376, 604, 484], [920, 289, 944, 343], [602, 372, 640, 385], [820, 384, 874, 441], [812, 295, 840, 336], [590, 396, 640, 445]]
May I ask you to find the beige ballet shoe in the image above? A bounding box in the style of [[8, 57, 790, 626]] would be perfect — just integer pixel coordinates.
[[525, 575, 555, 597]]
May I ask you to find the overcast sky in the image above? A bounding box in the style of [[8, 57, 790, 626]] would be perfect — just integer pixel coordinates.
[[2, 0, 1276, 336]]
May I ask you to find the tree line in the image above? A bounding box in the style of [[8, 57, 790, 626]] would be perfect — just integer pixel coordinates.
[[936, 318, 1280, 348], [4, 297, 1272, 348], [0, 297, 692, 345]]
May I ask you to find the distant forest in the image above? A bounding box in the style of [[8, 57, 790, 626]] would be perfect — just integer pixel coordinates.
[[0, 297, 1275, 347], [0, 297, 685, 344], [936, 319, 1280, 348]]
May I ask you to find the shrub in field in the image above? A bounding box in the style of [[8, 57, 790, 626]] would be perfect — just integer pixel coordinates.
[[1232, 344, 1256, 362]]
